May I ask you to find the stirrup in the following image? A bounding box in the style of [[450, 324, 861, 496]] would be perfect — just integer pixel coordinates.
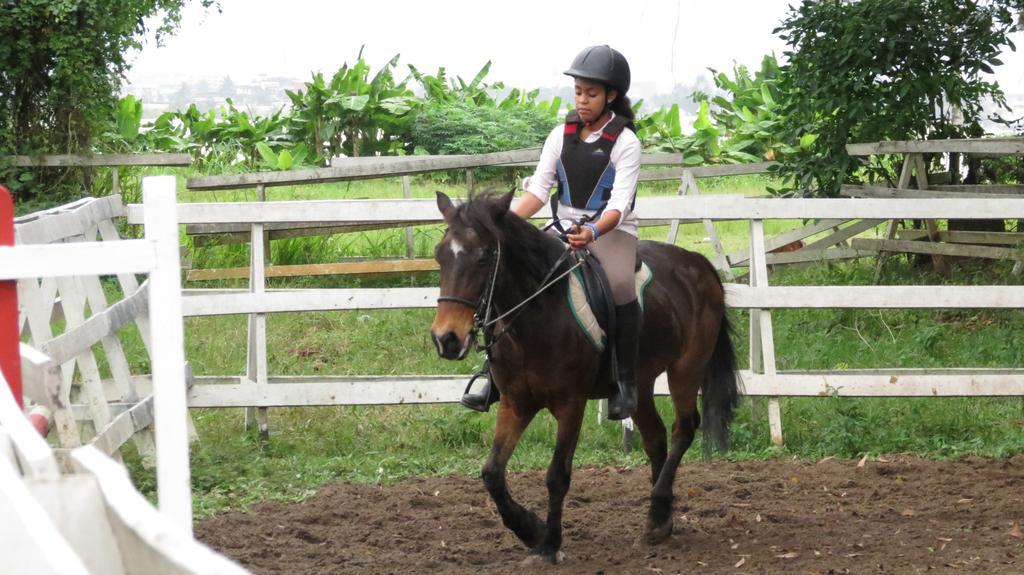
[[460, 361, 498, 412]]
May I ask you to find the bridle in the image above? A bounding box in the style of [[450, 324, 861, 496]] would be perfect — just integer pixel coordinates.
[[436, 241, 504, 342]]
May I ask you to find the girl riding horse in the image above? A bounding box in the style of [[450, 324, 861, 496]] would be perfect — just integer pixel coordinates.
[[429, 44, 741, 566], [461, 45, 644, 421]]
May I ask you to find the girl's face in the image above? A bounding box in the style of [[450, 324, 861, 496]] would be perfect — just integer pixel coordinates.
[[574, 78, 617, 123]]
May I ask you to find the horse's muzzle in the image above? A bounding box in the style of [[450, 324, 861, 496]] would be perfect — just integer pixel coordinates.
[[432, 330, 471, 360]]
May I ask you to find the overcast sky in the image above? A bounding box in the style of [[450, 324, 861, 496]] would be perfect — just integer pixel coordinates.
[[125, 0, 1024, 96]]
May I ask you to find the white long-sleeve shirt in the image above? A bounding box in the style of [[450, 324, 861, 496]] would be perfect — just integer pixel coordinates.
[[521, 112, 642, 237]]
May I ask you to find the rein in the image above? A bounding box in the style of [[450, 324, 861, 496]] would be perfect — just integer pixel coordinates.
[[484, 248, 579, 331]]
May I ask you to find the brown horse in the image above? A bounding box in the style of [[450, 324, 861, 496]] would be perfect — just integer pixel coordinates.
[[430, 191, 741, 563]]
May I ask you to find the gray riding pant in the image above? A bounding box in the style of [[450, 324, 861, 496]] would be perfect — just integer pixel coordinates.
[[547, 227, 638, 305], [587, 229, 638, 305]]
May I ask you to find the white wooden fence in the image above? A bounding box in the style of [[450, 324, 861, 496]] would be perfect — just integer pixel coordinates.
[[123, 192, 1024, 446], [706, 195, 1024, 444], [3, 177, 195, 533]]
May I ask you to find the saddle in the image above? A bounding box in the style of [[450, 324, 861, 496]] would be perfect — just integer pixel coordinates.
[[567, 251, 652, 352]]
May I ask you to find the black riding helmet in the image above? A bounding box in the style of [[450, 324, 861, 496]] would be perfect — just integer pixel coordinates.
[[564, 45, 631, 95]]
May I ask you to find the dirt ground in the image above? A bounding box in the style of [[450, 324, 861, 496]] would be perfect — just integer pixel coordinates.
[[197, 455, 1024, 574]]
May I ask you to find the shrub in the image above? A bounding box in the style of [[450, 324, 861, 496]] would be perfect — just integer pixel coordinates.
[[411, 100, 557, 156], [410, 100, 558, 183]]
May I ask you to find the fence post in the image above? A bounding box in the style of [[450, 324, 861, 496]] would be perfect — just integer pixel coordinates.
[[913, 153, 949, 275], [245, 184, 270, 441], [142, 176, 194, 534], [749, 219, 782, 446], [402, 176, 415, 259], [0, 185, 22, 408]]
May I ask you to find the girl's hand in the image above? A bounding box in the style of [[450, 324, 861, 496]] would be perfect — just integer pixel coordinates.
[[566, 224, 595, 249]]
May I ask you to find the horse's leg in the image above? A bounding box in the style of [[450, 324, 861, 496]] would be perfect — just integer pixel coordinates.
[[631, 376, 667, 483], [527, 399, 586, 564], [645, 365, 704, 545], [482, 402, 545, 548]]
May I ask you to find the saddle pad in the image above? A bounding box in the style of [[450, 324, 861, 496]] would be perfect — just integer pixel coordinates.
[[568, 262, 653, 352]]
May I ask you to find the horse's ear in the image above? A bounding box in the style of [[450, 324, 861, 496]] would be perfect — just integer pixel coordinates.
[[494, 189, 515, 219], [436, 191, 455, 224]]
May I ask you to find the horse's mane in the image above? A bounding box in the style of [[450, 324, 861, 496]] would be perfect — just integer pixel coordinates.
[[455, 191, 569, 288]]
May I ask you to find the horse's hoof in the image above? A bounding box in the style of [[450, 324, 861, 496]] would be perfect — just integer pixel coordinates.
[[522, 550, 565, 566], [645, 520, 673, 545]]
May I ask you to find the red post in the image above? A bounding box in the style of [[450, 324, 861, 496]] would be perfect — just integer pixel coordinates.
[[0, 185, 22, 408]]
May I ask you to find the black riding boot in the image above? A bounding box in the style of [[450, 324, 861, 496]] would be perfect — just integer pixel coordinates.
[[461, 371, 500, 412], [607, 300, 641, 421]]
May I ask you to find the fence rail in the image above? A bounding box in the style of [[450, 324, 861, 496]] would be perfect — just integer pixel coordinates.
[[3, 153, 191, 168], [842, 137, 1024, 276], [181, 149, 775, 285], [133, 196, 1024, 226], [845, 137, 1024, 156], [187, 148, 542, 190]]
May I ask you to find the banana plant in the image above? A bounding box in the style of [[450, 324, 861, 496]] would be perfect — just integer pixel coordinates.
[[636, 104, 707, 162], [408, 61, 496, 105], [693, 55, 790, 161], [115, 95, 143, 141], [98, 95, 145, 152], [256, 142, 310, 171], [289, 51, 419, 160]]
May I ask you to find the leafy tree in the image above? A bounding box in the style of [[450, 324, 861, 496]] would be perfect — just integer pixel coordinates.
[[0, 0, 216, 201], [773, 0, 1021, 197]]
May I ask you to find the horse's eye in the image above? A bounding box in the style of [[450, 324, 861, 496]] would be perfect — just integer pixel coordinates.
[[476, 248, 492, 267]]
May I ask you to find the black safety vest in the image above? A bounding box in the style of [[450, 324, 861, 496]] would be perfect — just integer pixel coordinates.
[[554, 110, 632, 212]]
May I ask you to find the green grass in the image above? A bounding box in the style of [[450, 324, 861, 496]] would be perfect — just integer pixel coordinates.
[[108, 171, 1024, 517]]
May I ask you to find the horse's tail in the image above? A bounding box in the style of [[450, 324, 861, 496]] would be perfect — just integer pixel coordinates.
[[701, 312, 742, 457]]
